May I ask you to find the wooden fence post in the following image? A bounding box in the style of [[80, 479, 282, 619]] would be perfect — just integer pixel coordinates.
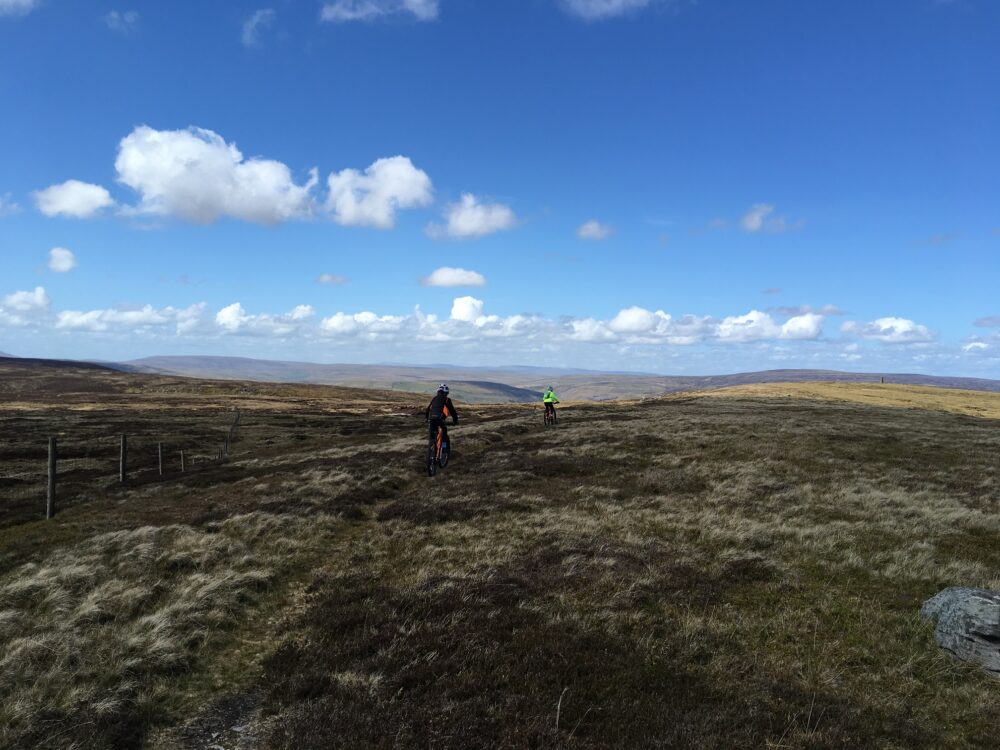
[[180, 450, 185, 472], [46, 436, 57, 519], [120, 434, 128, 484], [158, 442, 164, 476]]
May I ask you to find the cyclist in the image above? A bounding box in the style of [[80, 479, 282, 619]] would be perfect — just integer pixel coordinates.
[[542, 385, 559, 420], [426, 384, 458, 450]]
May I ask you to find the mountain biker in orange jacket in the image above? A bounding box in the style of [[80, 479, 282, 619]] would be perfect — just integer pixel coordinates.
[[426, 384, 458, 446]]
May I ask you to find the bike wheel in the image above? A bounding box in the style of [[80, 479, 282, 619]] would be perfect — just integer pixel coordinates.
[[438, 440, 450, 468], [427, 443, 438, 476]]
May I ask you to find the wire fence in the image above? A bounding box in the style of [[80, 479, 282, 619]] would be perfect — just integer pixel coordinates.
[[41, 409, 241, 519]]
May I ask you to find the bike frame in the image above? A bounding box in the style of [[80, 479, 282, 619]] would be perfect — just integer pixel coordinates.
[[434, 424, 445, 460]]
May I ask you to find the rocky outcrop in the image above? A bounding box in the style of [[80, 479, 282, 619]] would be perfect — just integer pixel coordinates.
[[921, 587, 1000, 676]]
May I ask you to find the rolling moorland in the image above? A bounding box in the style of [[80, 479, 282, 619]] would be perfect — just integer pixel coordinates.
[[1, 358, 999, 748], [119, 355, 1000, 403]]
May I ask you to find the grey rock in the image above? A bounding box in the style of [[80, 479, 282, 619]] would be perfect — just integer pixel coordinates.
[[921, 587, 1000, 676]]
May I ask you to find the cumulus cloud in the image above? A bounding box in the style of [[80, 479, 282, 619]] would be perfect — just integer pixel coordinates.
[[55, 303, 206, 334], [318, 273, 348, 285], [321, 0, 438, 22], [577, 219, 613, 240], [215, 302, 315, 336], [962, 342, 989, 353], [841, 317, 934, 344], [1, 287, 50, 326], [47, 247, 76, 273], [242, 8, 275, 47], [320, 310, 408, 337], [3, 286, 50, 313], [422, 267, 486, 288], [450, 296, 485, 322], [0, 0, 38, 17], [33, 180, 114, 218], [35, 126, 437, 229], [326, 156, 433, 228], [116, 125, 318, 224], [105, 10, 138, 33], [560, 0, 654, 20], [427, 194, 517, 239], [974, 315, 1000, 328], [716, 310, 823, 342]]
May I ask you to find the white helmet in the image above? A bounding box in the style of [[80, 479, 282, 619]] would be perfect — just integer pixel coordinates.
[[437, 384, 449, 394]]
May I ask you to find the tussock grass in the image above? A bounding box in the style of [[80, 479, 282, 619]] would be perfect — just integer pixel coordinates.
[[0, 513, 306, 749]]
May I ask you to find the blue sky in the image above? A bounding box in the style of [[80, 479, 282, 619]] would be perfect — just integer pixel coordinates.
[[1, 0, 998, 375]]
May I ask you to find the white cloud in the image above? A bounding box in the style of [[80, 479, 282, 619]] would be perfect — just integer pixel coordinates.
[[427, 193, 517, 239], [320, 310, 407, 336], [36, 126, 434, 229], [326, 156, 432, 228], [560, 0, 654, 20], [215, 302, 315, 336], [577, 219, 613, 240], [450, 296, 485, 322], [105, 10, 138, 33], [962, 342, 989, 353], [33, 180, 114, 218], [3, 286, 49, 313], [115, 125, 318, 224], [422, 267, 486, 287], [740, 203, 789, 234], [242, 8, 275, 47], [842, 317, 934, 344], [780, 313, 824, 340], [55, 303, 206, 334], [569, 318, 616, 342], [0, 0, 38, 17], [0, 193, 20, 216], [609, 306, 659, 333], [318, 273, 348, 285], [321, 0, 438, 22], [47, 247, 77, 273], [216, 303, 249, 332], [716, 310, 824, 342]]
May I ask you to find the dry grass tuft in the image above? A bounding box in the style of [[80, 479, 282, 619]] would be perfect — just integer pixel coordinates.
[[0, 513, 305, 749]]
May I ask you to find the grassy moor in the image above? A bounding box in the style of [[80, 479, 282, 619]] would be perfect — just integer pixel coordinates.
[[1, 360, 998, 748]]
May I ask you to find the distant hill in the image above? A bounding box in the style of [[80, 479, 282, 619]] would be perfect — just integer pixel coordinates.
[[123, 356, 1000, 402], [0, 351, 15, 358]]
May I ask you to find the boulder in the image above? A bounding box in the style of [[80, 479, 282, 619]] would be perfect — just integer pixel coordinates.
[[921, 587, 1000, 676]]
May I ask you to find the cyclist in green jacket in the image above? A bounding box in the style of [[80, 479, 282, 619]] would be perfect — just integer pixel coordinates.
[[542, 386, 559, 421]]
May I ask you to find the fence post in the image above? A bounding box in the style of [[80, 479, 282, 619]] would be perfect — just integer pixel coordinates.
[[158, 442, 164, 476], [180, 450, 185, 472], [880, 376, 885, 384], [120, 434, 128, 484], [46, 436, 57, 519]]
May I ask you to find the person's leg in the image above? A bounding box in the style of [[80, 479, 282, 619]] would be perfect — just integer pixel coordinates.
[[428, 418, 441, 457]]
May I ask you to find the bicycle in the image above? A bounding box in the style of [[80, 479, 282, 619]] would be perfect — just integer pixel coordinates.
[[543, 403, 558, 426], [427, 422, 451, 476]]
